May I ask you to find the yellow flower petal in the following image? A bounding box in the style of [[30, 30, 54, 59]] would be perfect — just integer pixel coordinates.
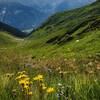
[[47, 87, 55, 93]]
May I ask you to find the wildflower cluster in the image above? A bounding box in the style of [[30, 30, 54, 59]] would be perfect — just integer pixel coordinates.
[[33, 74, 47, 90], [16, 71, 32, 96], [33, 74, 55, 94]]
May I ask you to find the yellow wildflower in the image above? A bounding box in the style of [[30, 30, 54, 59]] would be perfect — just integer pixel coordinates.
[[24, 77, 30, 81], [18, 71, 26, 75], [19, 80, 26, 85], [42, 83, 47, 90], [47, 87, 55, 93], [6, 73, 14, 77], [24, 85, 29, 90], [16, 71, 32, 96], [28, 91, 32, 95], [16, 74, 28, 80], [42, 86, 47, 90], [33, 74, 43, 81]]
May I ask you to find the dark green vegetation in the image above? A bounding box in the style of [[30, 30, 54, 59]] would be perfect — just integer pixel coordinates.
[[0, 1, 100, 100], [0, 22, 28, 37]]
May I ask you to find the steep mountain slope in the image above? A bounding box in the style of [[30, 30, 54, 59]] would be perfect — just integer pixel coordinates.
[[26, 0, 100, 59], [0, 21, 27, 37], [31, 0, 100, 43], [0, 2, 47, 30]]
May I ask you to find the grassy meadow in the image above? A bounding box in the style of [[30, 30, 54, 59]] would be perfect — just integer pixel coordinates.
[[0, 1, 100, 100]]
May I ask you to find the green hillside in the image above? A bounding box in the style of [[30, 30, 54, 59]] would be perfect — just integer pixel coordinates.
[[26, 0, 100, 59], [0, 1, 100, 100], [0, 31, 19, 47]]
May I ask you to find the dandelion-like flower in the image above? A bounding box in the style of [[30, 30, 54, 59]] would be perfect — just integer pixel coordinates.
[[16, 74, 28, 80], [33, 74, 43, 81], [16, 71, 32, 97], [47, 87, 55, 93]]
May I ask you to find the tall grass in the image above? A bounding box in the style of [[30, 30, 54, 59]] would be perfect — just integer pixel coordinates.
[[0, 54, 100, 100]]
